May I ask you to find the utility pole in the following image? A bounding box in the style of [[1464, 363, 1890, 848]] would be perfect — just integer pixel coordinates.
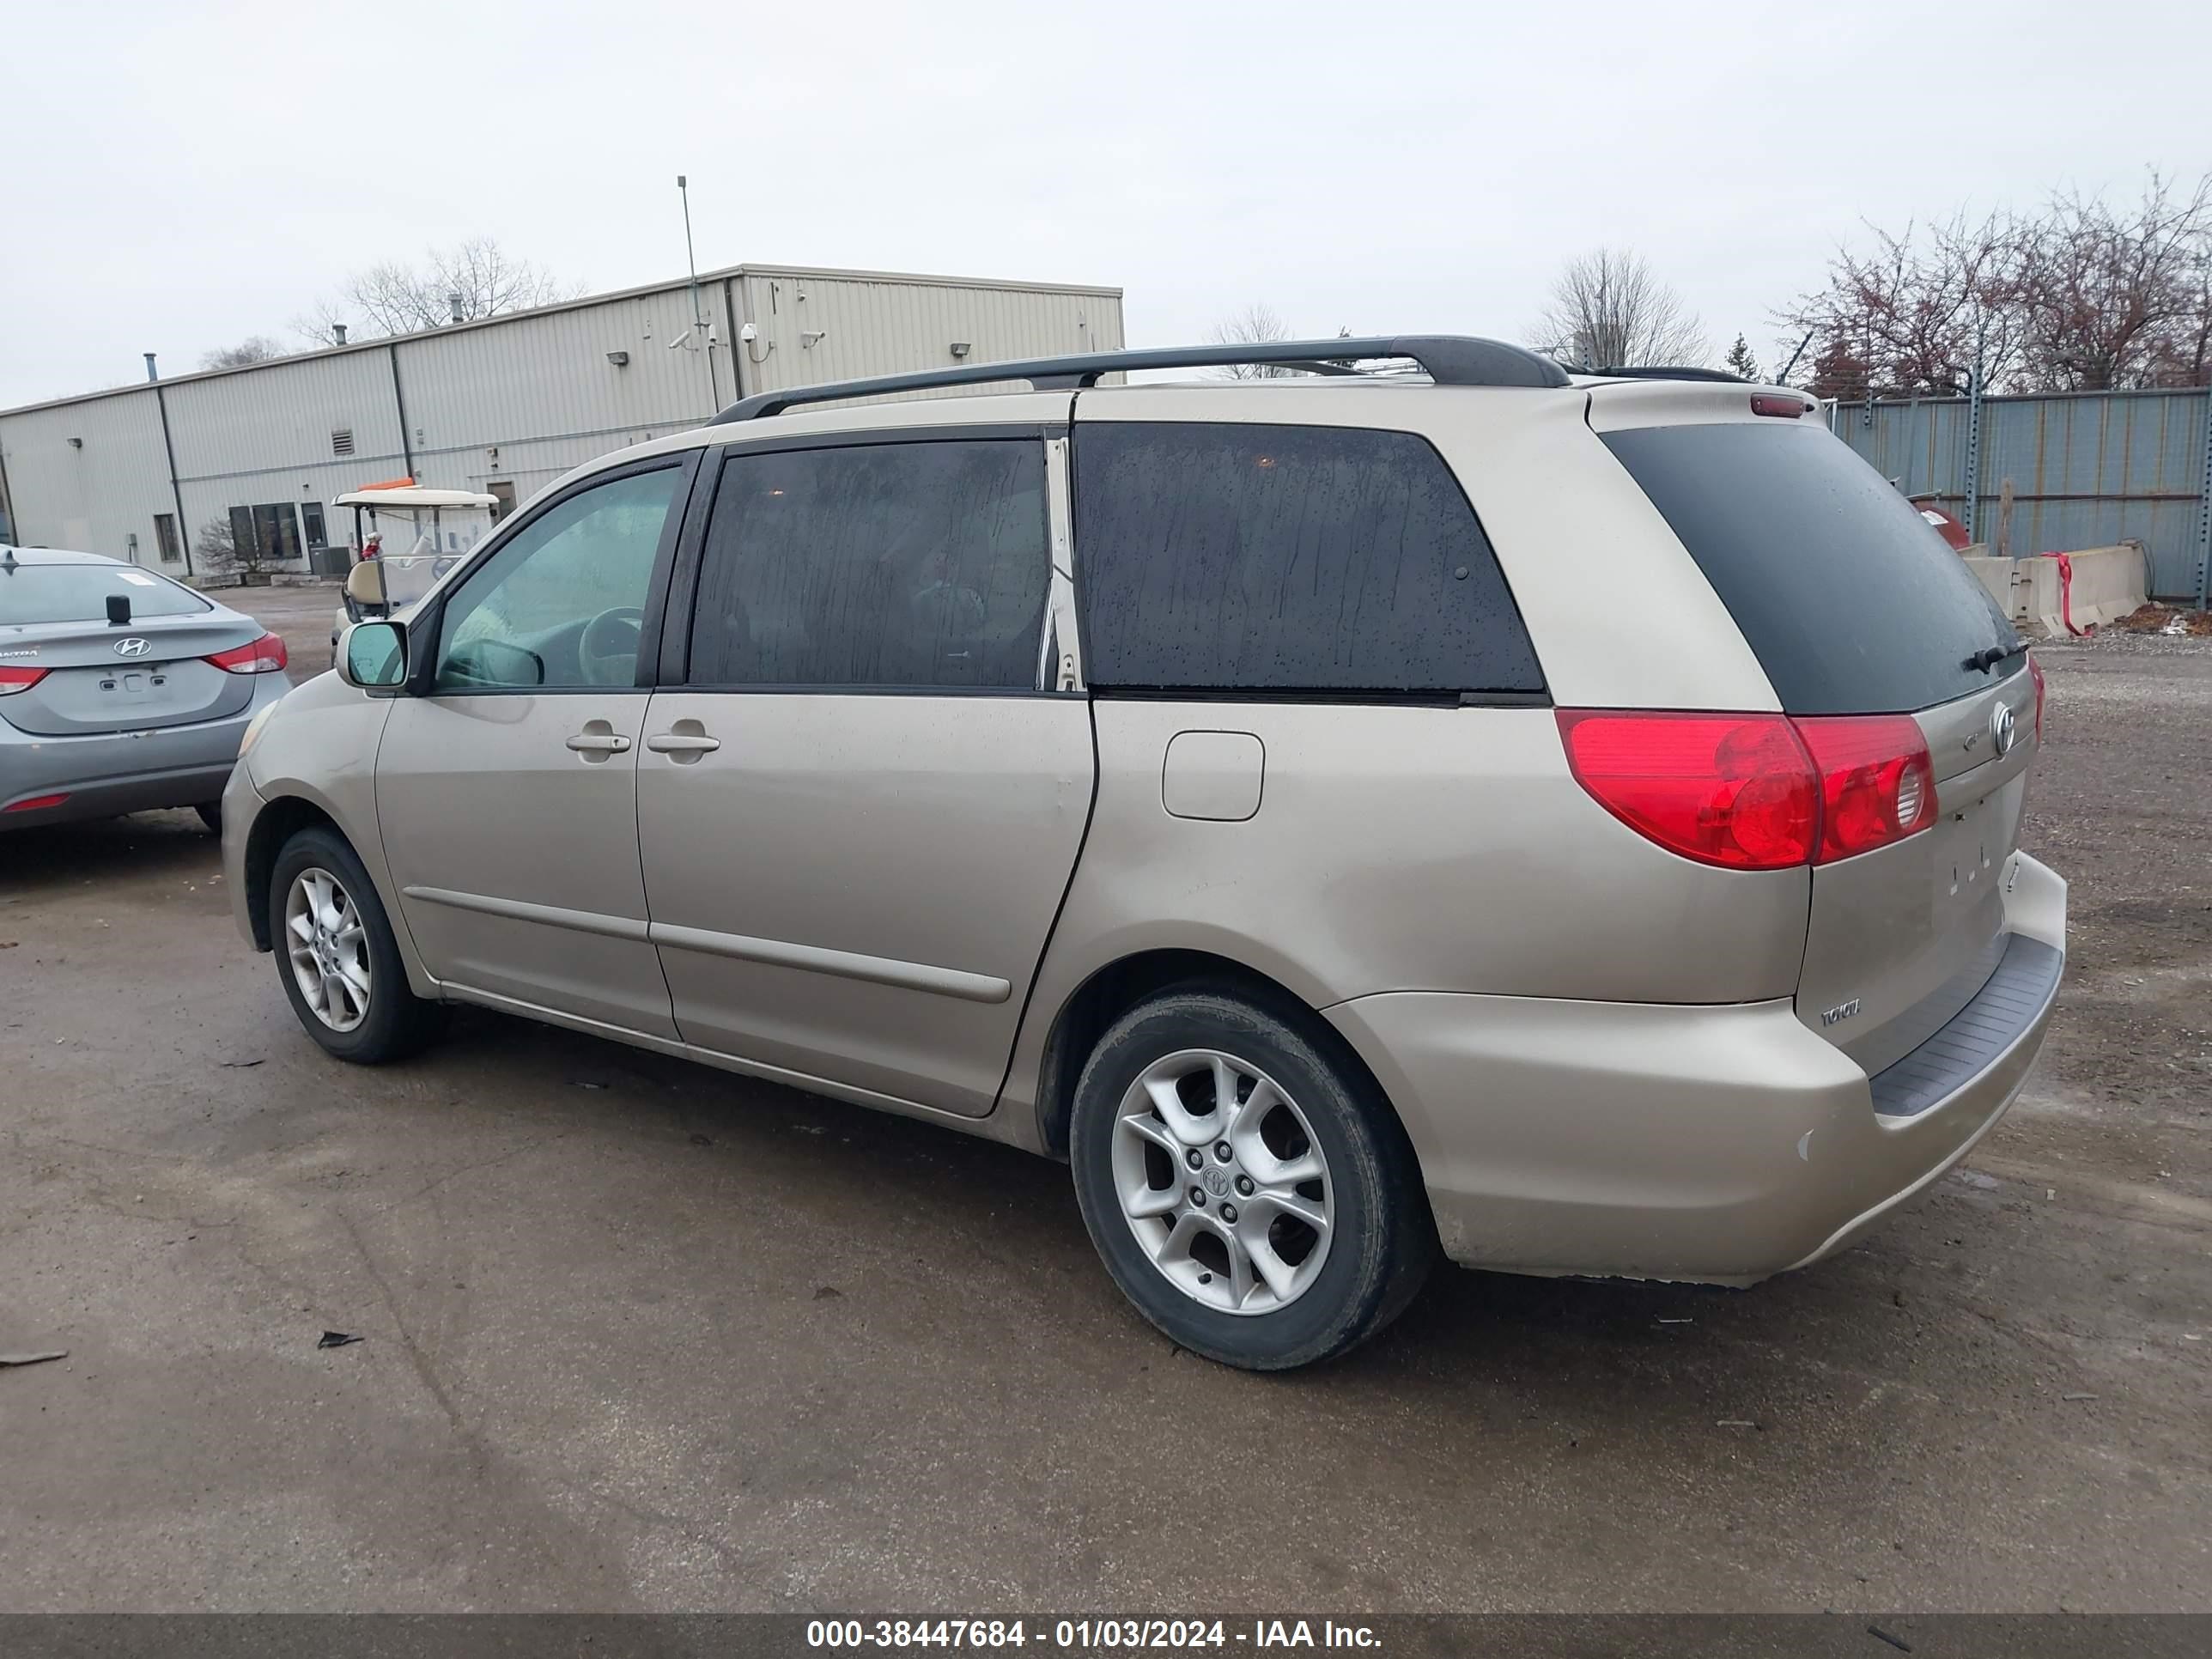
[[2194, 380, 2212, 610], [678, 174, 716, 411], [1961, 317, 1988, 547]]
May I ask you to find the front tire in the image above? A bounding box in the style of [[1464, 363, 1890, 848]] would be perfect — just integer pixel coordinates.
[[1069, 986, 1435, 1370], [268, 826, 444, 1063]]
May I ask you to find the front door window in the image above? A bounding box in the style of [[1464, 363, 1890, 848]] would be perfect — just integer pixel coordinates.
[[434, 467, 684, 690]]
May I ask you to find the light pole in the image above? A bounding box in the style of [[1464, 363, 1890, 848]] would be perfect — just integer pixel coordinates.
[[678, 174, 716, 411]]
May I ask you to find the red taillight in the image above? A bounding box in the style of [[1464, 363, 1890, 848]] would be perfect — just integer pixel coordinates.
[[2028, 653, 2045, 742], [5, 792, 70, 813], [1558, 709, 1936, 870], [205, 633, 289, 675], [1556, 710, 1818, 870], [0, 664, 48, 696], [1749, 393, 1808, 418], [1796, 715, 1936, 862]]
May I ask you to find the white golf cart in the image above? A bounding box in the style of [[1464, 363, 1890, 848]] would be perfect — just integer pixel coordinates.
[[330, 482, 502, 652]]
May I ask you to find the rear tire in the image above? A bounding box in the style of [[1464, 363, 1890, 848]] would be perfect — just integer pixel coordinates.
[[1069, 985, 1435, 1370], [194, 802, 222, 835], [268, 826, 445, 1063]]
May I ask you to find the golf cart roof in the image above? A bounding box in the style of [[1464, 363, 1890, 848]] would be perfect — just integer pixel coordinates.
[[332, 486, 501, 509]]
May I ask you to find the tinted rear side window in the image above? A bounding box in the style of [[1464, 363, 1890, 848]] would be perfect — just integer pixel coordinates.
[[690, 441, 1048, 690], [1073, 422, 1543, 696], [0, 564, 210, 626], [1601, 422, 2022, 714]]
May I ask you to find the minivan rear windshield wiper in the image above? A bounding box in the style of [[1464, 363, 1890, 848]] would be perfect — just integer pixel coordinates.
[[1962, 640, 2029, 673]]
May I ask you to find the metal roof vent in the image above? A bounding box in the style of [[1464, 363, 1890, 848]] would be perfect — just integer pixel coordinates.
[[331, 428, 356, 458]]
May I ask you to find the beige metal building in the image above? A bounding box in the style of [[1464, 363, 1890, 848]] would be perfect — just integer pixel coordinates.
[[0, 264, 1124, 574]]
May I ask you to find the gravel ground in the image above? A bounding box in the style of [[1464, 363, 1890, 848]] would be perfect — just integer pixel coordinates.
[[1, 611, 2206, 1614]]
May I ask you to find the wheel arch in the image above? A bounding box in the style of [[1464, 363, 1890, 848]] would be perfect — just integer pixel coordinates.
[[1030, 947, 1408, 1164], [241, 794, 345, 952], [240, 790, 433, 1003]]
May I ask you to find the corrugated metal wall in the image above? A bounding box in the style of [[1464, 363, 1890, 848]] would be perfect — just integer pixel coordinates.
[[0, 266, 1123, 574], [1828, 386, 2212, 601], [736, 269, 1123, 402], [0, 390, 179, 564]]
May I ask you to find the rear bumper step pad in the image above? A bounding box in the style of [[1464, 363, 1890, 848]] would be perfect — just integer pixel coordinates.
[[1868, 934, 2063, 1119]]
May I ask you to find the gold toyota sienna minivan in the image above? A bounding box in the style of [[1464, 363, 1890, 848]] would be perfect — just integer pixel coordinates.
[[223, 337, 2065, 1370]]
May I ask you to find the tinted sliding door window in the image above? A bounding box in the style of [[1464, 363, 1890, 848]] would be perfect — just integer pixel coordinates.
[[1073, 422, 1543, 696], [689, 440, 1049, 690]]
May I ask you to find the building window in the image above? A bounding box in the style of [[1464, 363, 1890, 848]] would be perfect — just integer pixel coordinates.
[[252, 504, 302, 564], [301, 501, 327, 548], [153, 514, 183, 563], [331, 428, 355, 458], [228, 503, 304, 565]]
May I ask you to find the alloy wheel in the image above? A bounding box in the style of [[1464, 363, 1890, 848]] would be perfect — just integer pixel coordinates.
[[284, 866, 372, 1033], [1110, 1048, 1334, 1315]]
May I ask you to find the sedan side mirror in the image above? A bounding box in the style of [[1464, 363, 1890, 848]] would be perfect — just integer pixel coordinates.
[[338, 621, 408, 690]]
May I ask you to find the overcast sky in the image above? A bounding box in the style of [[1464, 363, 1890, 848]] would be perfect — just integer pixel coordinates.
[[4, 0, 2208, 407]]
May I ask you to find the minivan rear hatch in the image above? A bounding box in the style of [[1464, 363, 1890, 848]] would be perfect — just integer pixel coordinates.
[[1595, 397, 2040, 1076]]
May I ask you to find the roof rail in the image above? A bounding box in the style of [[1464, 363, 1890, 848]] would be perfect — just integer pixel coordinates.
[[708, 335, 1572, 423], [1583, 365, 1747, 383]]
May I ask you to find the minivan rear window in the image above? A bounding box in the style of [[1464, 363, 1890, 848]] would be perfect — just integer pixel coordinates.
[[1601, 422, 2022, 714], [0, 563, 211, 627], [1074, 422, 1544, 697]]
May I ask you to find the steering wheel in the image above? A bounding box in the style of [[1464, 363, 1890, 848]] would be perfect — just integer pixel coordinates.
[[578, 606, 644, 686]]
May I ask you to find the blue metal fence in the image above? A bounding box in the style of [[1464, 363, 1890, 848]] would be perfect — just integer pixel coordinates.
[[1826, 385, 2212, 604]]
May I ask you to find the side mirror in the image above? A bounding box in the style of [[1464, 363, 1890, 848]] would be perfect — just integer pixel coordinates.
[[344, 559, 388, 607], [338, 621, 408, 690]]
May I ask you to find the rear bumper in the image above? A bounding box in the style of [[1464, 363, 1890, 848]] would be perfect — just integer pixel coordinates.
[[0, 683, 282, 828], [1327, 853, 2068, 1284]]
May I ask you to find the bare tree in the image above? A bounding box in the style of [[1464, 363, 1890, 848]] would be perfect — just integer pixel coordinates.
[[2016, 170, 2212, 390], [200, 335, 286, 371], [1779, 172, 2212, 398], [1779, 211, 2027, 400], [294, 237, 581, 344], [2155, 238, 2212, 389], [1532, 248, 1707, 369], [195, 517, 270, 585], [1207, 301, 1296, 379]]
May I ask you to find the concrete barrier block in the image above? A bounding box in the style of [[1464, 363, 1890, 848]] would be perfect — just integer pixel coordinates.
[[1956, 546, 2147, 635]]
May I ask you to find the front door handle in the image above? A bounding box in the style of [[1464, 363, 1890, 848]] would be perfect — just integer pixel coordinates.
[[645, 720, 720, 762], [565, 721, 633, 760]]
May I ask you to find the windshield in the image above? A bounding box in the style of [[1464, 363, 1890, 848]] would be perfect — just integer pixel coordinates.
[[0, 563, 212, 627], [1601, 422, 2023, 714]]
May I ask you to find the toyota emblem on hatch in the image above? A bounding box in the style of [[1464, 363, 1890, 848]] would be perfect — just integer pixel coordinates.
[[1990, 701, 2016, 757], [113, 636, 152, 658]]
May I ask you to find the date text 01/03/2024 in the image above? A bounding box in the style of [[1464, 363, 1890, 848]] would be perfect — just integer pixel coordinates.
[[804, 1619, 1383, 1649]]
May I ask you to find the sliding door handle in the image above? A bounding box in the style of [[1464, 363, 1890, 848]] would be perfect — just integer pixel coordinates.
[[645, 722, 720, 761]]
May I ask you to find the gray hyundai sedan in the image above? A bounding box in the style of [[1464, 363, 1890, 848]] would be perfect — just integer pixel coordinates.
[[0, 545, 291, 830]]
